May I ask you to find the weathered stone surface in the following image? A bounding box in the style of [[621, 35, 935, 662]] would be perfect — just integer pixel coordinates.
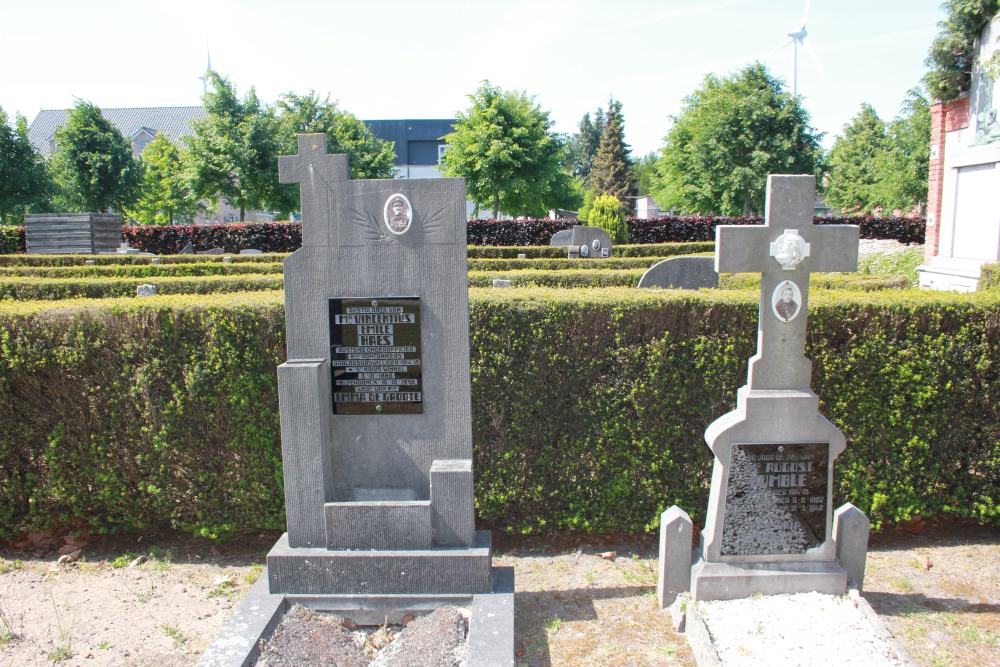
[[637, 256, 718, 289], [136, 284, 156, 297]]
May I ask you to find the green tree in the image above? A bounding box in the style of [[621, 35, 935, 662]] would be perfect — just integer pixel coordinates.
[[49, 100, 140, 213], [825, 104, 890, 213], [878, 89, 932, 211], [0, 107, 50, 223], [652, 63, 821, 216], [186, 71, 281, 222], [567, 107, 605, 183], [590, 98, 637, 212], [633, 152, 658, 197], [587, 194, 628, 244], [129, 133, 203, 225], [924, 0, 1000, 101], [274, 91, 397, 215], [442, 81, 574, 218]]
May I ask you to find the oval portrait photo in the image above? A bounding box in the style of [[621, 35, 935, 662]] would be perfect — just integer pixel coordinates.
[[383, 193, 413, 235], [771, 280, 802, 322]]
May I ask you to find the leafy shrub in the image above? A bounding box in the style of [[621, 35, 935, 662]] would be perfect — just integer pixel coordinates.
[[124, 222, 301, 254], [0, 274, 284, 301], [979, 262, 1000, 289], [587, 195, 629, 244], [466, 219, 573, 246], [626, 215, 925, 245], [1, 288, 998, 539], [0, 262, 284, 279], [0, 226, 25, 254]]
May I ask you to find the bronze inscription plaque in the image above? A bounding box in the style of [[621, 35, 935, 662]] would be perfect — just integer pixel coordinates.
[[329, 297, 422, 415]]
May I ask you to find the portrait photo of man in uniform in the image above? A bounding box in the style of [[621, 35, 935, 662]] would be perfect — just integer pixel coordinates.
[[384, 194, 412, 234], [772, 280, 801, 322]]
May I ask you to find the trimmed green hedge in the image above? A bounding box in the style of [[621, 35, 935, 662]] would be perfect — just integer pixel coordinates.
[[0, 253, 288, 267], [718, 273, 909, 292], [1, 288, 998, 540], [0, 262, 285, 279], [468, 257, 674, 271], [470, 269, 645, 288], [466, 242, 714, 259], [0, 274, 284, 301]]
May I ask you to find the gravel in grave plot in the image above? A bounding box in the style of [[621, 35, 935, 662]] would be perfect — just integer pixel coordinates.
[[695, 592, 911, 667], [255, 604, 468, 667]]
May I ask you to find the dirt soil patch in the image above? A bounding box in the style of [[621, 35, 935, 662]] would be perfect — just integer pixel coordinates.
[[0, 521, 997, 666]]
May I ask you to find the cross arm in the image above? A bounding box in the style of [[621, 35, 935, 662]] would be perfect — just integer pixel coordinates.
[[715, 225, 773, 274], [806, 225, 860, 273]]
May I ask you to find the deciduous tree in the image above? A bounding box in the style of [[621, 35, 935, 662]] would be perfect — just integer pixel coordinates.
[[442, 81, 575, 218], [186, 71, 281, 222], [825, 104, 889, 213], [274, 91, 397, 215], [0, 107, 50, 223], [49, 100, 140, 213], [651, 63, 821, 216], [129, 133, 203, 225]]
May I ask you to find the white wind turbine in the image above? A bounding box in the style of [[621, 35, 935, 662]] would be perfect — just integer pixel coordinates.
[[773, 0, 826, 95]]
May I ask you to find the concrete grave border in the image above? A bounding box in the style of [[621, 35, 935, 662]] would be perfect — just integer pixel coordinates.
[[197, 566, 515, 667]]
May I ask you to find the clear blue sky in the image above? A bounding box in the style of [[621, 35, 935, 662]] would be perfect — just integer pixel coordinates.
[[2, 0, 945, 155]]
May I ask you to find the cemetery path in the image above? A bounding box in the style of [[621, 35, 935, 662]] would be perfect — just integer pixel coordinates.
[[0, 522, 996, 666]]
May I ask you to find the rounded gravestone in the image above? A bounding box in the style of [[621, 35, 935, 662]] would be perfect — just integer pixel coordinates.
[[637, 256, 718, 289]]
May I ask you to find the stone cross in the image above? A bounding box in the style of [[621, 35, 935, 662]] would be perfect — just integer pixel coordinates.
[[715, 175, 859, 391], [278, 134, 348, 248]]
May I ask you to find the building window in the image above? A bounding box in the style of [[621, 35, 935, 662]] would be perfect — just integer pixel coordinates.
[[437, 144, 449, 165]]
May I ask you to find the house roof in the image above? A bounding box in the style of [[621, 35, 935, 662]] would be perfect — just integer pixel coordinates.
[[28, 106, 207, 156]]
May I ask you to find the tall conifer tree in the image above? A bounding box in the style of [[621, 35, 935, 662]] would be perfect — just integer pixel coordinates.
[[590, 98, 637, 212]]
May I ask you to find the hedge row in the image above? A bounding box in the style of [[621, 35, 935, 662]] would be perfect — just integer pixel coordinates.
[[1, 267, 907, 300], [467, 257, 686, 272], [0, 274, 284, 301], [469, 271, 908, 291], [0, 216, 924, 255], [123, 223, 302, 255], [0, 253, 285, 267], [466, 242, 716, 259], [625, 215, 926, 245], [0, 262, 285, 279], [1, 288, 997, 539], [470, 269, 645, 289]]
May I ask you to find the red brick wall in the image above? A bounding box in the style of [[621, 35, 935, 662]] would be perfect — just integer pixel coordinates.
[[926, 96, 970, 263]]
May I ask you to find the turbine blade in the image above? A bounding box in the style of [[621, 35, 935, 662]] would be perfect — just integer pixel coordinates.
[[770, 37, 795, 56], [802, 36, 827, 83], [799, 0, 811, 31]]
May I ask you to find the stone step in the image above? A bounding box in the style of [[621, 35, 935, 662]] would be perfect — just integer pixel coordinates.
[[267, 531, 493, 595]]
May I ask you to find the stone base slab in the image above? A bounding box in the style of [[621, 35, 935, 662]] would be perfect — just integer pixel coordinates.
[[690, 557, 847, 601], [267, 530, 493, 595], [196, 566, 515, 667], [325, 500, 432, 550]]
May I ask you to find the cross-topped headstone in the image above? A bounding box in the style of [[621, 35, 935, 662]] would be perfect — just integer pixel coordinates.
[[279, 134, 348, 248], [671, 174, 868, 602], [267, 134, 493, 597], [715, 175, 858, 391]]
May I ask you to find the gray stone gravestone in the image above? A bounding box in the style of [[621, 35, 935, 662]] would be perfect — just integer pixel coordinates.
[[657, 175, 871, 604], [549, 229, 572, 246], [637, 256, 718, 289], [197, 134, 514, 667], [567, 225, 612, 258]]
